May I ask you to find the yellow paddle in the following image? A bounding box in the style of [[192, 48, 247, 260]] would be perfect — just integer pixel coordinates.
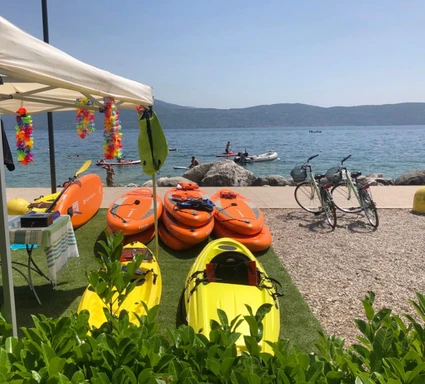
[[45, 160, 92, 213]]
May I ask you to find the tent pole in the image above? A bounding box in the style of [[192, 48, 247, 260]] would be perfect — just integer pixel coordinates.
[[152, 174, 159, 259], [41, 0, 57, 193], [0, 126, 18, 337]]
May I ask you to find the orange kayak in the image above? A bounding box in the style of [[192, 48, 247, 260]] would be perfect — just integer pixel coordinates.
[[211, 189, 264, 235], [161, 210, 214, 245], [107, 188, 163, 235], [213, 220, 272, 252], [164, 186, 214, 227], [158, 221, 193, 251]]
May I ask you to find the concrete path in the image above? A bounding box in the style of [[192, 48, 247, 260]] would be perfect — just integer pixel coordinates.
[[6, 185, 420, 209]]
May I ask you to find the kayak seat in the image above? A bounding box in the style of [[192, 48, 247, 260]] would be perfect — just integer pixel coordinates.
[[120, 247, 153, 262], [205, 254, 257, 286]]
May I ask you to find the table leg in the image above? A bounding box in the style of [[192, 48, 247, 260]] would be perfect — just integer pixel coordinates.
[[26, 245, 42, 305]]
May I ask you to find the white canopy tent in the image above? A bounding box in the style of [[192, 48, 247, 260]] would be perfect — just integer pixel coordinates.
[[0, 16, 154, 335]]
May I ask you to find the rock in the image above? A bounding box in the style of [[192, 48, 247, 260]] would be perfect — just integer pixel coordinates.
[[200, 159, 256, 186], [126, 183, 138, 188], [251, 175, 290, 186], [395, 170, 425, 185], [182, 163, 214, 185], [358, 175, 394, 186], [142, 176, 194, 188]]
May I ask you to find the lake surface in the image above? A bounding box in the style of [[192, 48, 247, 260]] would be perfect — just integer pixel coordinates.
[[3, 123, 425, 187]]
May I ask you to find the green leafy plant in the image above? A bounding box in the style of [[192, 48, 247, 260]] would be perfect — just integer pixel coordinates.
[[85, 230, 146, 328]]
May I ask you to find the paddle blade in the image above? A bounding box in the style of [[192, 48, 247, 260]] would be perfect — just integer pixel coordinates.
[[75, 160, 91, 177], [138, 110, 168, 176]]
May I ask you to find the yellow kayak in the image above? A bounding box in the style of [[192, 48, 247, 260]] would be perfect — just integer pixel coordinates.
[[183, 238, 281, 354], [78, 241, 161, 328]]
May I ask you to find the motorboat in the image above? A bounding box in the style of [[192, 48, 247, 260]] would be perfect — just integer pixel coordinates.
[[234, 151, 278, 163]]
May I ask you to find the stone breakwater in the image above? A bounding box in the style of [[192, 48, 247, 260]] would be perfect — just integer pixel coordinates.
[[120, 160, 425, 188]]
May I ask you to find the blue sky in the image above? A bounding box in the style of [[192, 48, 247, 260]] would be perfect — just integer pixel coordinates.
[[2, 0, 425, 108]]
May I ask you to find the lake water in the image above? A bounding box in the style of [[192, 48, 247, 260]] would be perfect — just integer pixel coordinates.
[[3, 124, 425, 187]]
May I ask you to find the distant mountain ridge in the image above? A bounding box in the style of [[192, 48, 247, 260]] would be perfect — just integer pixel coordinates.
[[2, 100, 425, 129], [152, 100, 425, 128]]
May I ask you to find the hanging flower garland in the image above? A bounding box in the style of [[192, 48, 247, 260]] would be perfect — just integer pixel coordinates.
[[103, 97, 123, 159], [15, 107, 34, 165], [76, 97, 95, 139]]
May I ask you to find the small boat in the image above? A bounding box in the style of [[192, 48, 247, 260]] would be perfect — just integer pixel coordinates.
[[96, 160, 141, 166], [182, 238, 282, 354], [211, 189, 264, 235], [163, 183, 215, 227], [309, 130, 322, 133], [234, 151, 278, 163], [29, 173, 103, 229], [107, 188, 163, 235], [169, 148, 178, 151], [216, 151, 238, 157], [78, 241, 162, 328]]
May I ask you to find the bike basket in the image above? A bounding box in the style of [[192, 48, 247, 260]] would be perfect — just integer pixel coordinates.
[[325, 166, 342, 184], [290, 165, 307, 182]]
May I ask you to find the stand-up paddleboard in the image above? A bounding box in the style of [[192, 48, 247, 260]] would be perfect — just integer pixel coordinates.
[[213, 220, 272, 252], [96, 160, 141, 166], [161, 210, 214, 245], [107, 188, 163, 235], [173, 166, 189, 170], [30, 173, 103, 229], [211, 189, 264, 236], [158, 221, 193, 251], [164, 185, 214, 227]]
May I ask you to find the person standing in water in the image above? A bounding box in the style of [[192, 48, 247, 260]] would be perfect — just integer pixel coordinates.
[[102, 164, 115, 187], [225, 141, 232, 154]]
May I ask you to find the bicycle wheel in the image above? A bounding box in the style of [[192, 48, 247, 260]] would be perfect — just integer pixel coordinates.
[[294, 182, 322, 213], [322, 189, 337, 228], [360, 189, 379, 228], [331, 183, 362, 213]]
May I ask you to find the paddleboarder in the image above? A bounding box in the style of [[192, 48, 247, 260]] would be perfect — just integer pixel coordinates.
[[225, 141, 232, 154], [189, 156, 200, 169]]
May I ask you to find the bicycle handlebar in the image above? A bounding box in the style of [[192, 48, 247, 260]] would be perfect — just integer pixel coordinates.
[[307, 154, 319, 163], [341, 154, 351, 165]]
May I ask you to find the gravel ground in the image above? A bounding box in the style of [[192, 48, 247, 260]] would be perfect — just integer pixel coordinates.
[[263, 208, 425, 345]]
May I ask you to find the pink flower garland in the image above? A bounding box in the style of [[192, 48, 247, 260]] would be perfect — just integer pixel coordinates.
[[103, 97, 122, 159], [15, 108, 34, 165], [76, 97, 95, 138]]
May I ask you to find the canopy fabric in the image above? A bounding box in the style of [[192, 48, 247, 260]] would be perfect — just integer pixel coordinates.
[[0, 16, 153, 115]]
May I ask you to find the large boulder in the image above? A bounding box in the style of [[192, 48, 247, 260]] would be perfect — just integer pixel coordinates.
[[142, 176, 194, 187], [357, 174, 395, 186], [182, 163, 214, 185], [395, 170, 425, 185], [251, 175, 290, 186], [200, 159, 256, 186]]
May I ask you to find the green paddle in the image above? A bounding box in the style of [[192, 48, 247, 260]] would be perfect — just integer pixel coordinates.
[[44, 160, 92, 213]]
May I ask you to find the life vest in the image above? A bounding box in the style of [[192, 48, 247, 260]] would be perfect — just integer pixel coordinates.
[[220, 190, 237, 199]]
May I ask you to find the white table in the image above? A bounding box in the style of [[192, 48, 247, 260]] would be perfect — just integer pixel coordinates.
[[7, 215, 79, 304]]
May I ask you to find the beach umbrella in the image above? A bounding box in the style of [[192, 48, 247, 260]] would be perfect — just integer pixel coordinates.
[[0, 15, 155, 335]]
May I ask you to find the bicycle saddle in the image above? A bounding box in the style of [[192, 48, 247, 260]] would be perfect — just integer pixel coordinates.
[[314, 173, 326, 180], [351, 171, 362, 178]]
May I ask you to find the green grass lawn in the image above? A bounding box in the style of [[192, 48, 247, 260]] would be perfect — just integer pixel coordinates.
[[1, 209, 323, 352]]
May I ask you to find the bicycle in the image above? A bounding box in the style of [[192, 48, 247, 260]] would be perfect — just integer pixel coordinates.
[[291, 154, 337, 228], [327, 155, 379, 228]]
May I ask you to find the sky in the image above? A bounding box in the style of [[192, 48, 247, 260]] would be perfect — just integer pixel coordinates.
[[2, 0, 425, 109]]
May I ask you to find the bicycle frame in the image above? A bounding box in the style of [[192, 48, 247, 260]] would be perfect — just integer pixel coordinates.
[[341, 168, 360, 203], [306, 165, 327, 207]]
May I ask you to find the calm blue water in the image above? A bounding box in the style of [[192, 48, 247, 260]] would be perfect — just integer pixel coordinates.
[[3, 124, 425, 187]]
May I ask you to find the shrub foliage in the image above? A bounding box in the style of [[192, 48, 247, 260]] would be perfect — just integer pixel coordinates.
[[1, 232, 425, 383]]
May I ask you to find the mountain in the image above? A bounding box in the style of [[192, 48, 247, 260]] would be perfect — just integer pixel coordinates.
[[2, 100, 425, 129]]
